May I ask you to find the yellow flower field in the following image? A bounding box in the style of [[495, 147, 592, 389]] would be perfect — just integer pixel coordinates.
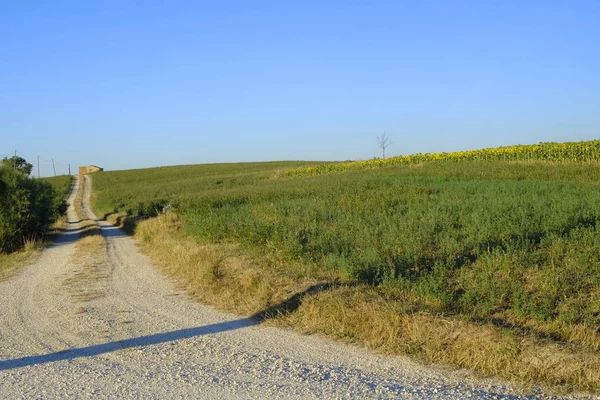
[[283, 139, 600, 177]]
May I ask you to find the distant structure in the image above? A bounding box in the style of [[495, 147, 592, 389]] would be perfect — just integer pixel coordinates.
[[78, 165, 103, 175]]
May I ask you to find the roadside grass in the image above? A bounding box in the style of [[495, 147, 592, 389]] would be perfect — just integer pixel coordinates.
[[284, 287, 600, 392], [89, 156, 600, 393], [131, 212, 600, 393], [133, 212, 333, 315], [0, 241, 40, 281]]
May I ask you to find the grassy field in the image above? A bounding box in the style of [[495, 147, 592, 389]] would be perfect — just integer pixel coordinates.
[[89, 148, 600, 393], [44, 174, 74, 197]]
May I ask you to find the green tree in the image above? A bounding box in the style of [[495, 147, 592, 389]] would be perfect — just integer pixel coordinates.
[[0, 160, 67, 252], [2, 156, 33, 176]]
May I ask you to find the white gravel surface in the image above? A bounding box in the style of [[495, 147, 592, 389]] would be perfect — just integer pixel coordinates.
[[0, 175, 590, 399]]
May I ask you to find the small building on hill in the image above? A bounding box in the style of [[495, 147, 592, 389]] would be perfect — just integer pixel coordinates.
[[79, 165, 103, 175]]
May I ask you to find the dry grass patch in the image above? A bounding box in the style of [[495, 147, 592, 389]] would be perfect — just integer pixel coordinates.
[[0, 241, 41, 281], [133, 212, 331, 316], [72, 177, 105, 251], [283, 286, 600, 393], [65, 221, 107, 303], [62, 256, 108, 302], [62, 176, 108, 302], [128, 212, 600, 394], [0, 215, 71, 282]]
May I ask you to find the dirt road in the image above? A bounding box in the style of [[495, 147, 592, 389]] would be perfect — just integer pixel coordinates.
[[0, 176, 569, 399]]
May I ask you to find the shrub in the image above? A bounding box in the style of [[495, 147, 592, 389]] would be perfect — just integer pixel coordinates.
[[0, 164, 67, 252]]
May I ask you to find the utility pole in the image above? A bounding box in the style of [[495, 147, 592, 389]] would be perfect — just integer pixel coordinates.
[[68, 164, 71, 176], [13, 150, 17, 170], [38, 156, 40, 178], [52, 159, 56, 177]]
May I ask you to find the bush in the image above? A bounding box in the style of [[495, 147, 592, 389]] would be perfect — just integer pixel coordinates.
[[0, 164, 67, 252]]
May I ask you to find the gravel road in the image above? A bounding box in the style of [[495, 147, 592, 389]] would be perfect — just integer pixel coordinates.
[[0, 175, 587, 399]]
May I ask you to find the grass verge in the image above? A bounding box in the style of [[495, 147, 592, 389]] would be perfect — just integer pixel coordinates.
[[0, 216, 73, 282], [133, 212, 335, 316], [284, 287, 600, 393], [129, 211, 600, 394], [0, 241, 41, 282]]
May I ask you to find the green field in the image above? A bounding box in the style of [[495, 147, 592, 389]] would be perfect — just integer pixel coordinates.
[[43, 174, 73, 196], [92, 159, 600, 330], [89, 148, 600, 391]]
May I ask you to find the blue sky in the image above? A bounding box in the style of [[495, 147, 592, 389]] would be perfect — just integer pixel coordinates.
[[1, 1, 599, 176]]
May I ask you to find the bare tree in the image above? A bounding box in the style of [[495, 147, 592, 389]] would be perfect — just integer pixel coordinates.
[[377, 132, 393, 159]]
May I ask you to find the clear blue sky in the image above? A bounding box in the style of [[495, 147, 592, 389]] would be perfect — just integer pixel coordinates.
[[1, 1, 599, 176]]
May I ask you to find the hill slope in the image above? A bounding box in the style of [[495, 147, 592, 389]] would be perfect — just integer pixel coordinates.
[[89, 143, 600, 393]]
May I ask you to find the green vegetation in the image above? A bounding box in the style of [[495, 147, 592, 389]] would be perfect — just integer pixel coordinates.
[[0, 158, 69, 253], [44, 174, 74, 197], [90, 145, 600, 392], [91, 161, 319, 219], [93, 160, 600, 335]]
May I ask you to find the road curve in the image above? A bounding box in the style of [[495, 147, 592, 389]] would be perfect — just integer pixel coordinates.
[[0, 175, 573, 399]]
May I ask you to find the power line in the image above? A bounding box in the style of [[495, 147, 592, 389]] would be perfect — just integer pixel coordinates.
[[15, 150, 30, 159]]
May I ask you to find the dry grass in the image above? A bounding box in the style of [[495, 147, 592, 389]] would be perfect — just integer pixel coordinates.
[[283, 287, 600, 393], [0, 241, 41, 282], [72, 176, 105, 251], [62, 255, 108, 302], [0, 215, 71, 282], [128, 211, 600, 395], [133, 212, 330, 316], [62, 176, 108, 302]]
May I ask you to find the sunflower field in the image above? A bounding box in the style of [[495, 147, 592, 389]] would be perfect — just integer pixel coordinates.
[[282, 139, 600, 177]]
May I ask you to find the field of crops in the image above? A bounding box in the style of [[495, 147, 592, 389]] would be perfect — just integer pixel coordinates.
[[89, 141, 600, 390], [283, 139, 600, 177]]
